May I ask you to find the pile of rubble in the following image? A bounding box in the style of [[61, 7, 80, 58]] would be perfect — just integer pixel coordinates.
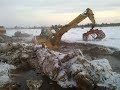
[[29, 45, 120, 90], [0, 43, 120, 90], [0, 43, 33, 69]]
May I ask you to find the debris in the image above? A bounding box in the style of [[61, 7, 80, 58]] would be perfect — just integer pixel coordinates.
[[0, 63, 16, 87], [0, 42, 120, 90], [29, 45, 120, 89]]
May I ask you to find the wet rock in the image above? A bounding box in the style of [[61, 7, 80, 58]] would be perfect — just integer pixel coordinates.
[[26, 80, 43, 90], [94, 84, 116, 90], [0, 43, 33, 70], [75, 74, 94, 90], [28, 45, 120, 90], [112, 51, 120, 59]]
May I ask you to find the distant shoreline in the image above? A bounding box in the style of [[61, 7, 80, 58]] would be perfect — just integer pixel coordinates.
[[5, 23, 120, 29], [6, 25, 120, 30]]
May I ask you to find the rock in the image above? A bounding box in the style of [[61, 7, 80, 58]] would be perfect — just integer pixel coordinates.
[[94, 84, 116, 90], [21, 53, 29, 59], [6, 82, 20, 90], [0, 35, 12, 43], [0, 36, 4, 43], [26, 80, 43, 90], [112, 51, 120, 59], [14, 31, 32, 37]]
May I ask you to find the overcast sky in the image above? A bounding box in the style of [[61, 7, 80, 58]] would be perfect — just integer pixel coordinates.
[[0, 0, 120, 27]]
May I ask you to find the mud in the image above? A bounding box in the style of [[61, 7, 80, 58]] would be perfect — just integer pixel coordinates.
[[8, 69, 76, 90]]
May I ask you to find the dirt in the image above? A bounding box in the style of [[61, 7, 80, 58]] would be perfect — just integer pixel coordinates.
[[10, 69, 76, 90]]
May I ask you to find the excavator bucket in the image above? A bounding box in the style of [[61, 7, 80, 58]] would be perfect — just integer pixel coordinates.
[[83, 29, 105, 41]]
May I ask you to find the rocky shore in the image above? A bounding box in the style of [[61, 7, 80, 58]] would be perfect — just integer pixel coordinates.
[[0, 32, 120, 90]]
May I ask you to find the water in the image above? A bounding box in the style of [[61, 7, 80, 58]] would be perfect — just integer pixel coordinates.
[[6, 29, 41, 36]]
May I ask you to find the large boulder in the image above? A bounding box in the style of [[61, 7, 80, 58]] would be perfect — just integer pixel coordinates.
[[29, 45, 120, 90], [0, 43, 32, 69], [0, 36, 4, 43], [14, 31, 32, 37]]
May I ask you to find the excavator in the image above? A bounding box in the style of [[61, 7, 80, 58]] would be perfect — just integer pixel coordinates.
[[33, 8, 105, 49]]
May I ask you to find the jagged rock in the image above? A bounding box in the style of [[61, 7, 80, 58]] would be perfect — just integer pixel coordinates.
[[21, 53, 29, 59], [26, 80, 43, 90], [28, 45, 120, 90], [0, 43, 32, 69]]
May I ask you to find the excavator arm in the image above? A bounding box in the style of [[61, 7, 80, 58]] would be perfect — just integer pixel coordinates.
[[51, 8, 96, 48], [33, 8, 96, 49]]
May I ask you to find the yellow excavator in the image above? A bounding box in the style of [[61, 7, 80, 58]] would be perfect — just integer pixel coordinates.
[[33, 8, 105, 49]]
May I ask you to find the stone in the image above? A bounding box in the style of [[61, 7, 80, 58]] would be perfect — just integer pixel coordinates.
[[112, 51, 120, 59], [14, 31, 31, 37], [26, 80, 43, 90]]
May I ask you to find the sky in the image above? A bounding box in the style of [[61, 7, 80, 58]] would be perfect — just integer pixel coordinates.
[[0, 0, 120, 27]]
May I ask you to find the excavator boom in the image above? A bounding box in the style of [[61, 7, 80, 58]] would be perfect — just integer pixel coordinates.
[[56, 8, 95, 37], [52, 8, 95, 48]]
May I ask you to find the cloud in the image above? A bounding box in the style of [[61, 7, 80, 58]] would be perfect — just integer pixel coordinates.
[[0, 0, 120, 27]]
